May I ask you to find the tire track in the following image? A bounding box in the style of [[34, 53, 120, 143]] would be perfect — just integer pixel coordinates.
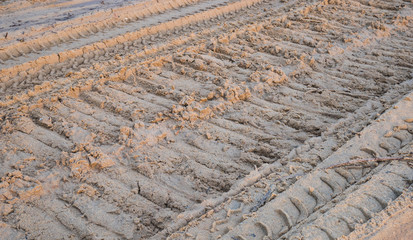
[[0, 0, 205, 66], [0, 0, 412, 239], [175, 88, 413, 240], [0, 0, 265, 82]]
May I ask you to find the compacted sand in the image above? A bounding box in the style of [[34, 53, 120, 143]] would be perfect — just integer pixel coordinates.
[[0, 0, 412, 239]]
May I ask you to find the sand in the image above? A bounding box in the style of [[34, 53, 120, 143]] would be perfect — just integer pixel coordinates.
[[0, 0, 412, 239]]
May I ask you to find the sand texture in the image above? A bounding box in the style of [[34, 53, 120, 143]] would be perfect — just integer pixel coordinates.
[[0, 0, 412, 239]]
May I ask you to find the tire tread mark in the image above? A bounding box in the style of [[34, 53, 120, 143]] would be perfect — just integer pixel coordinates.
[[308, 187, 327, 210], [334, 168, 356, 184], [275, 208, 293, 230], [289, 197, 309, 223], [364, 193, 388, 210], [320, 176, 343, 195], [255, 221, 272, 238], [380, 182, 404, 196], [348, 204, 373, 220], [316, 226, 335, 240], [337, 216, 355, 232]]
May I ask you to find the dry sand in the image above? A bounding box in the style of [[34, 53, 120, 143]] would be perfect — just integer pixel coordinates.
[[0, 0, 412, 239]]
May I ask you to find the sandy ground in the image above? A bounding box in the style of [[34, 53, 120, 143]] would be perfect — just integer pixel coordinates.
[[343, 184, 413, 240], [0, 0, 412, 239]]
